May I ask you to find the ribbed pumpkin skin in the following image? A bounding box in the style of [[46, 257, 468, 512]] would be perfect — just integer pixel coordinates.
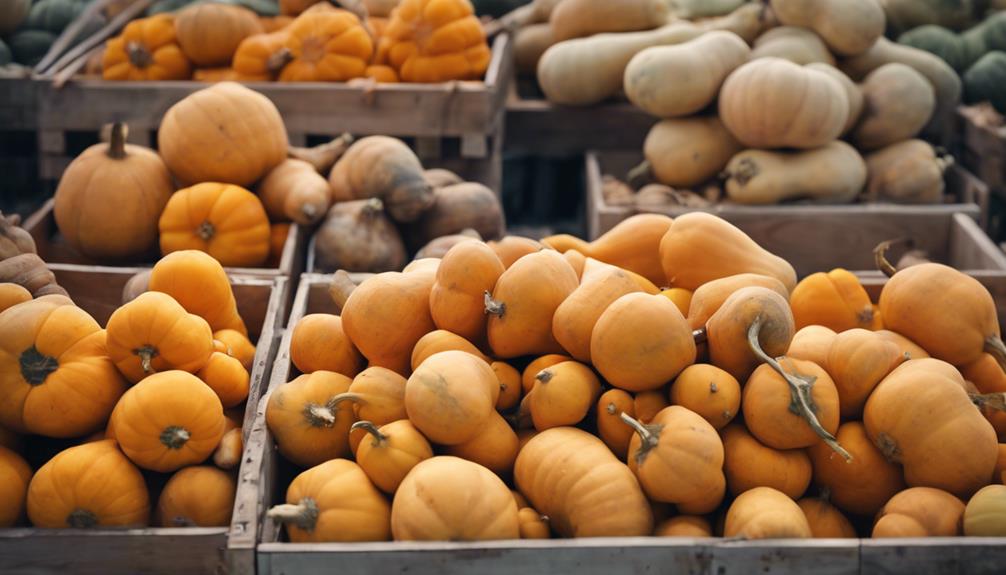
[[873, 487, 965, 537], [724, 486, 813, 539], [0, 445, 31, 527], [964, 485, 1006, 536], [156, 465, 236, 527]]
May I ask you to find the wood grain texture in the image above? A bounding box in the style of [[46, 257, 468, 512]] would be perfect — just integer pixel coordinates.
[[959, 106, 1006, 199]]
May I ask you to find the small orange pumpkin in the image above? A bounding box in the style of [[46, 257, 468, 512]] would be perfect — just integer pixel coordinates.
[[0, 283, 30, 313], [493, 361, 522, 411], [233, 31, 292, 80], [596, 389, 636, 459], [705, 286, 795, 382], [175, 3, 264, 67], [873, 487, 965, 537], [790, 268, 881, 332], [291, 313, 365, 376], [724, 486, 813, 539], [798, 497, 857, 538], [521, 354, 572, 394], [446, 411, 520, 476], [266, 371, 357, 468], [405, 351, 496, 445], [722, 423, 812, 500], [214, 329, 256, 370], [487, 236, 543, 268], [527, 361, 601, 431], [156, 465, 236, 527], [519, 507, 551, 539], [429, 241, 505, 344], [0, 445, 31, 527], [280, 9, 373, 81], [827, 328, 907, 418], [410, 330, 490, 373], [341, 366, 408, 425], [786, 325, 837, 368], [149, 250, 248, 336], [542, 215, 673, 286], [669, 364, 740, 430], [103, 15, 192, 81], [197, 352, 250, 408], [352, 419, 433, 494], [686, 273, 789, 331], [655, 515, 713, 537]]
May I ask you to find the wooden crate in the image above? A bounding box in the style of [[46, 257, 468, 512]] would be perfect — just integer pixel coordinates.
[[959, 105, 1006, 199], [22, 198, 307, 280], [586, 151, 991, 259], [0, 267, 290, 575]]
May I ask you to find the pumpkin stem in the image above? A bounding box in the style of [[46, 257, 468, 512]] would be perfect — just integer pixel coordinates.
[[350, 420, 387, 446], [267, 47, 294, 75], [626, 160, 654, 190], [328, 270, 357, 311], [107, 122, 128, 160], [330, 392, 363, 407], [619, 412, 662, 466], [873, 238, 913, 278], [535, 369, 554, 384], [746, 318, 852, 462], [66, 508, 99, 529], [971, 392, 1006, 413], [692, 327, 707, 345], [361, 198, 385, 217], [304, 403, 336, 427], [160, 426, 191, 450], [19, 346, 59, 385], [605, 402, 618, 415], [984, 337, 1006, 374], [197, 221, 216, 241], [484, 291, 505, 317], [126, 41, 154, 69], [134, 345, 158, 374], [725, 157, 759, 186], [267, 498, 320, 533]]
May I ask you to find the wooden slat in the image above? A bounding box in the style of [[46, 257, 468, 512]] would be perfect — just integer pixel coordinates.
[[959, 105, 1006, 199], [860, 537, 1006, 575], [0, 79, 40, 131]]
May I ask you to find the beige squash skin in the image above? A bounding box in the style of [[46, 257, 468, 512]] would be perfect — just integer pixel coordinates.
[[643, 116, 742, 188], [806, 63, 863, 135], [550, 0, 669, 42], [865, 139, 948, 203], [964, 484, 1006, 536], [770, 0, 885, 57], [625, 31, 750, 118], [751, 27, 836, 66], [514, 23, 555, 75], [724, 141, 866, 205], [853, 63, 936, 151]]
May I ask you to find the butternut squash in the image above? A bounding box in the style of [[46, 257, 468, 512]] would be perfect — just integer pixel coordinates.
[[750, 26, 836, 66], [258, 158, 331, 225], [640, 117, 742, 189], [549, 0, 669, 43], [805, 63, 863, 135], [770, 0, 885, 57], [853, 63, 936, 151], [723, 141, 867, 205], [865, 139, 950, 204], [514, 23, 554, 75]]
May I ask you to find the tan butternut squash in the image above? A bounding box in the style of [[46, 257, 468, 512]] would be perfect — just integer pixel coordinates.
[[723, 141, 867, 205], [770, 0, 885, 56], [806, 63, 863, 135], [853, 63, 936, 151], [258, 159, 331, 225], [549, 0, 669, 43], [639, 117, 742, 189], [750, 26, 836, 66], [865, 139, 950, 204], [514, 23, 555, 75]]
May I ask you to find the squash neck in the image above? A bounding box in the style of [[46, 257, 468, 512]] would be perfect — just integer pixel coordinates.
[[20, 345, 59, 385]]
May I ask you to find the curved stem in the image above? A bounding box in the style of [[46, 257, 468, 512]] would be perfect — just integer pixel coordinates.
[[626, 160, 653, 189], [107, 122, 127, 159], [126, 41, 153, 69], [267, 498, 319, 532], [350, 420, 387, 446], [484, 291, 505, 317], [873, 238, 913, 278], [330, 392, 363, 406], [135, 345, 157, 374], [746, 319, 851, 462], [984, 337, 1006, 374], [619, 412, 661, 466], [267, 47, 293, 75]]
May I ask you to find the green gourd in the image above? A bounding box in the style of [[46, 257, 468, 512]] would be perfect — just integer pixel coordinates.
[[898, 25, 969, 71], [880, 0, 978, 34], [473, 0, 530, 18], [0, 0, 32, 36], [964, 51, 1006, 114], [0, 39, 12, 66], [7, 29, 55, 66], [898, 13, 1006, 72], [25, 0, 86, 33], [148, 0, 278, 16]]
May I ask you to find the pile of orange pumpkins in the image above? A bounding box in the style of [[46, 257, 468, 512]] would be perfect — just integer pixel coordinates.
[[99, 0, 491, 83], [0, 250, 254, 529], [266, 212, 1006, 541]]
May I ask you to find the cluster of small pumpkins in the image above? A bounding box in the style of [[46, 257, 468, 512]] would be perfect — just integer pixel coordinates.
[[0, 249, 256, 529], [98, 0, 491, 83], [262, 212, 1006, 541], [0, 0, 105, 68]]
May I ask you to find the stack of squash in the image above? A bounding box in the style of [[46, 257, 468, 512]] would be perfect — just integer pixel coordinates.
[[264, 212, 1006, 542], [0, 249, 255, 529], [1, 0, 106, 68], [99, 0, 491, 83]]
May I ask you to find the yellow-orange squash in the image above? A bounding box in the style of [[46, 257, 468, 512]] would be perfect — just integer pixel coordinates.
[[103, 15, 192, 81], [519, 507, 550, 539], [159, 183, 271, 268], [705, 286, 795, 382], [410, 330, 490, 373], [521, 354, 571, 395], [149, 250, 248, 336], [797, 498, 857, 538], [404, 351, 496, 445], [266, 371, 356, 468], [722, 423, 812, 500], [654, 515, 712, 537], [290, 314, 364, 377], [391, 456, 518, 540], [0, 445, 30, 527], [175, 3, 264, 67], [723, 486, 813, 539], [446, 411, 520, 476], [787, 325, 837, 368], [488, 236, 543, 269], [493, 361, 522, 411], [26, 440, 149, 528], [377, 0, 491, 82], [196, 352, 250, 408], [790, 268, 881, 332], [233, 31, 292, 80], [429, 241, 505, 344], [353, 419, 433, 494], [669, 364, 740, 430], [827, 329, 907, 418], [280, 9, 373, 81], [686, 273, 789, 330], [0, 283, 30, 313], [873, 487, 965, 537], [527, 361, 601, 430], [156, 465, 236, 527], [109, 371, 226, 472], [343, 367, 408, 424], [596, 389, 636, 459]]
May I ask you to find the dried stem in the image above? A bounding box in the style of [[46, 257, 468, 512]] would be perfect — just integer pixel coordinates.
[[873, 238, 914, 279]]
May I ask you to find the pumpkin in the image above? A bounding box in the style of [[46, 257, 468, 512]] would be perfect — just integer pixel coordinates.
[[0, 283, 30, 313], [654, 515, 713, 537], [414, 230, 481, 259], [429, 240, 505, 344], [486, 249, 579, 358], [723, 141, 867, 205], [0, 445, 30, 527], [543, 214, 672, 287], [805, 63, 863, 135], [705, 286, 795, 382], [686, 273, 789, 330], [625, 31, 749, 119], [827, 329, 907, 419], [724, 487, 812, 539], [809, 422, 901, 516], [341, 367, 408, 424], [879, 263, 1006, 369], [797, 498, 857, 538], [750, 26, 835, 66], [515, 427, 653, 536], [268, 458, 390, 542], [279, 9, 372, 81], [638, 116, 742, 189], [873, 487, 965, 537], [314, 199, 407, 274], [0, 0, 30, 35], [105, 291, 214, 383], [964, 52, 1006, 115], [279, 0, 316, 15], [865, 139, 950, 204], [149, 250, 248, 336], [517, 507, 550, 539], [158, 82, 288, 186], [233, 31, 292, 80], [26, 440, 149, 528], [488, 236, 543, 268], [103, 15, 192, 81], [549, 0, 667, 42], [865, 358, 998, 498], [213, 423, 243, 469], [964, 484, 1006, 536], [409, 183, 505, 248], [291, 314, 364, 377], [0, 297, 127, 437], [623, 406, 726, 513], [521, 354, 572, 395], [377, 0, 490, 82], [596, 389, 636, 459], [446, 411, 520, 476], [212, 330, 255, 371], [719, 57, 848, 149], [53, 122, 173, 261], [492, 361, 521, 411], [722, 423, 812, 500], [853, 63, 936, 151], [770, 0, 884, 56], [0, 254, 67, 299], [405, 351, 496, 445], [258, 159, 331, 225], [260, 14, 294, 32], [551, 259, 642, 362], [527, 361, 601, 430], [591, 292, 696, 392], [176, 3, 263, 67], [159, 182, 271, 267], [669, 364, 740, 430], [328, 136, 434, 223], [875, 330, 930, 360], [659, 213, 797, 292], [333, 268, 436, 375], [410, 330, 490, 372], [787, 326, 837, 368], [353, 419, 433, 494], [110, 371, 225, 472], [197, 352, 249, 408], [662, 288, 692, 316], [392, 456, 518, 540], [789, 268, 879, 332], [266, 371, 356, 467], [156, 466, 236, 527]]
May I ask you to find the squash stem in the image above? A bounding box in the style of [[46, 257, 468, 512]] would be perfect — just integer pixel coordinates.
[[160, 425, 191, 450], [350, 420, 387, 446], [330, 392, 363, 406], [328, 270, 356, 311], [619, 412, 662, 466], [66, 508, 99, 529], [746, 318, 851, 462], [267, 47, 294, 75], [626, 160, 653, 190], [197, 221, 216, 241], [971, 392, 1006, 413], [692, 327, 707, 345], [535, 369, 554, 384], [484, 291, 505, 317], [107, 122, 128, 159], [267, 498, 319, 532], [984, 337, 1006, 374], [873, 238, 913, 278], [134, 345, 158, 374], [305, 404, 336, 427]]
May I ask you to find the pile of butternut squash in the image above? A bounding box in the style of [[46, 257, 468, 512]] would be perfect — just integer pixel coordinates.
[[264, 212, 1006, 542], [0, 250, 256, 529], [97, 0, 491, 84]]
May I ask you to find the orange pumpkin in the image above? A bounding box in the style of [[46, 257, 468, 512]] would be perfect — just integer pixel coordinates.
[[669, 363, 740, 430], [798, 497, 857, 538], [233, 31, 293, 81], [0, 283, 30, 313], [266, 371, 356, 468], [364, 64, 399, 82], [521, 354, 572, 394], [527, 361, 601, 431], [722, 423, 812, 500], [149, 250, 248, 336], [410, 330, 490, 372], [280, 10, 373, 81], [487, 236, 543, 268], [377, 0, 491, 82], [685, 273, 789, 331], [405, 350, 496, 445], [596, 389, 635, 459], [786, 325, 837, 368], [341, 366, 408, 425], [159, 183, 271, 268], [492, 361, 522, 411], [827, 328, 907, 418], [0, 445, 30, 527], [429, 241, 504, 344], [0, 296, 127, 437], [873, 487, 965, 537], [875, 329, 930, 360], [103, 15, 192, 81], [655, 515, 712, 537], [518, 507, 551, 539], [446, 411, 520, 476], [790, 268, 881, 332], [175, 3, 264, 67], [156, 465, 236, 527], [353, 419, 433, 494], [214, 329, 256, 370], [291, 313, 365, 376], [109, 371, 226, 472], [197, 352, 249, 408], [661, 287, 692, 316], [705, 286, 795, 382], [724, 486, 812, 539]]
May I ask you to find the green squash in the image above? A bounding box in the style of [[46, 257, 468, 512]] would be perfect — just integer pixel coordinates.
[[881, 0, 979, 34], [146, 0, 193, 15], [0, 0, 32, 36], [964, 51, 1006, 113], [147, 0, 278, 16], [7, 28, 56, 66], [472, 0, 529, 18], [25, 0, 88, 33], [899, 25, 968, 70], [0, 39, 12, 67]]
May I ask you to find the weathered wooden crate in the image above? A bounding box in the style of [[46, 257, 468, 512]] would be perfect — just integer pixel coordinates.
[[959, 105, 1006, 199], [586, 150, 991, 252], [22, 198, 307, 280], [0, 266, 290, 575]]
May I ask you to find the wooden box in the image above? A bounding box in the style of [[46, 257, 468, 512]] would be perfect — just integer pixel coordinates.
[[959, 105, 1006, 199], [0, 267, 289, 574], [22, 198, 307, 280]]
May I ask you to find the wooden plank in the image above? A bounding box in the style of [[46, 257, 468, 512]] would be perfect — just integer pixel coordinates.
[[710, 539, 859, 575], [0, 79, 40, 131], [959, 105, 1006, 198], [861, 537, 1006, 575]]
